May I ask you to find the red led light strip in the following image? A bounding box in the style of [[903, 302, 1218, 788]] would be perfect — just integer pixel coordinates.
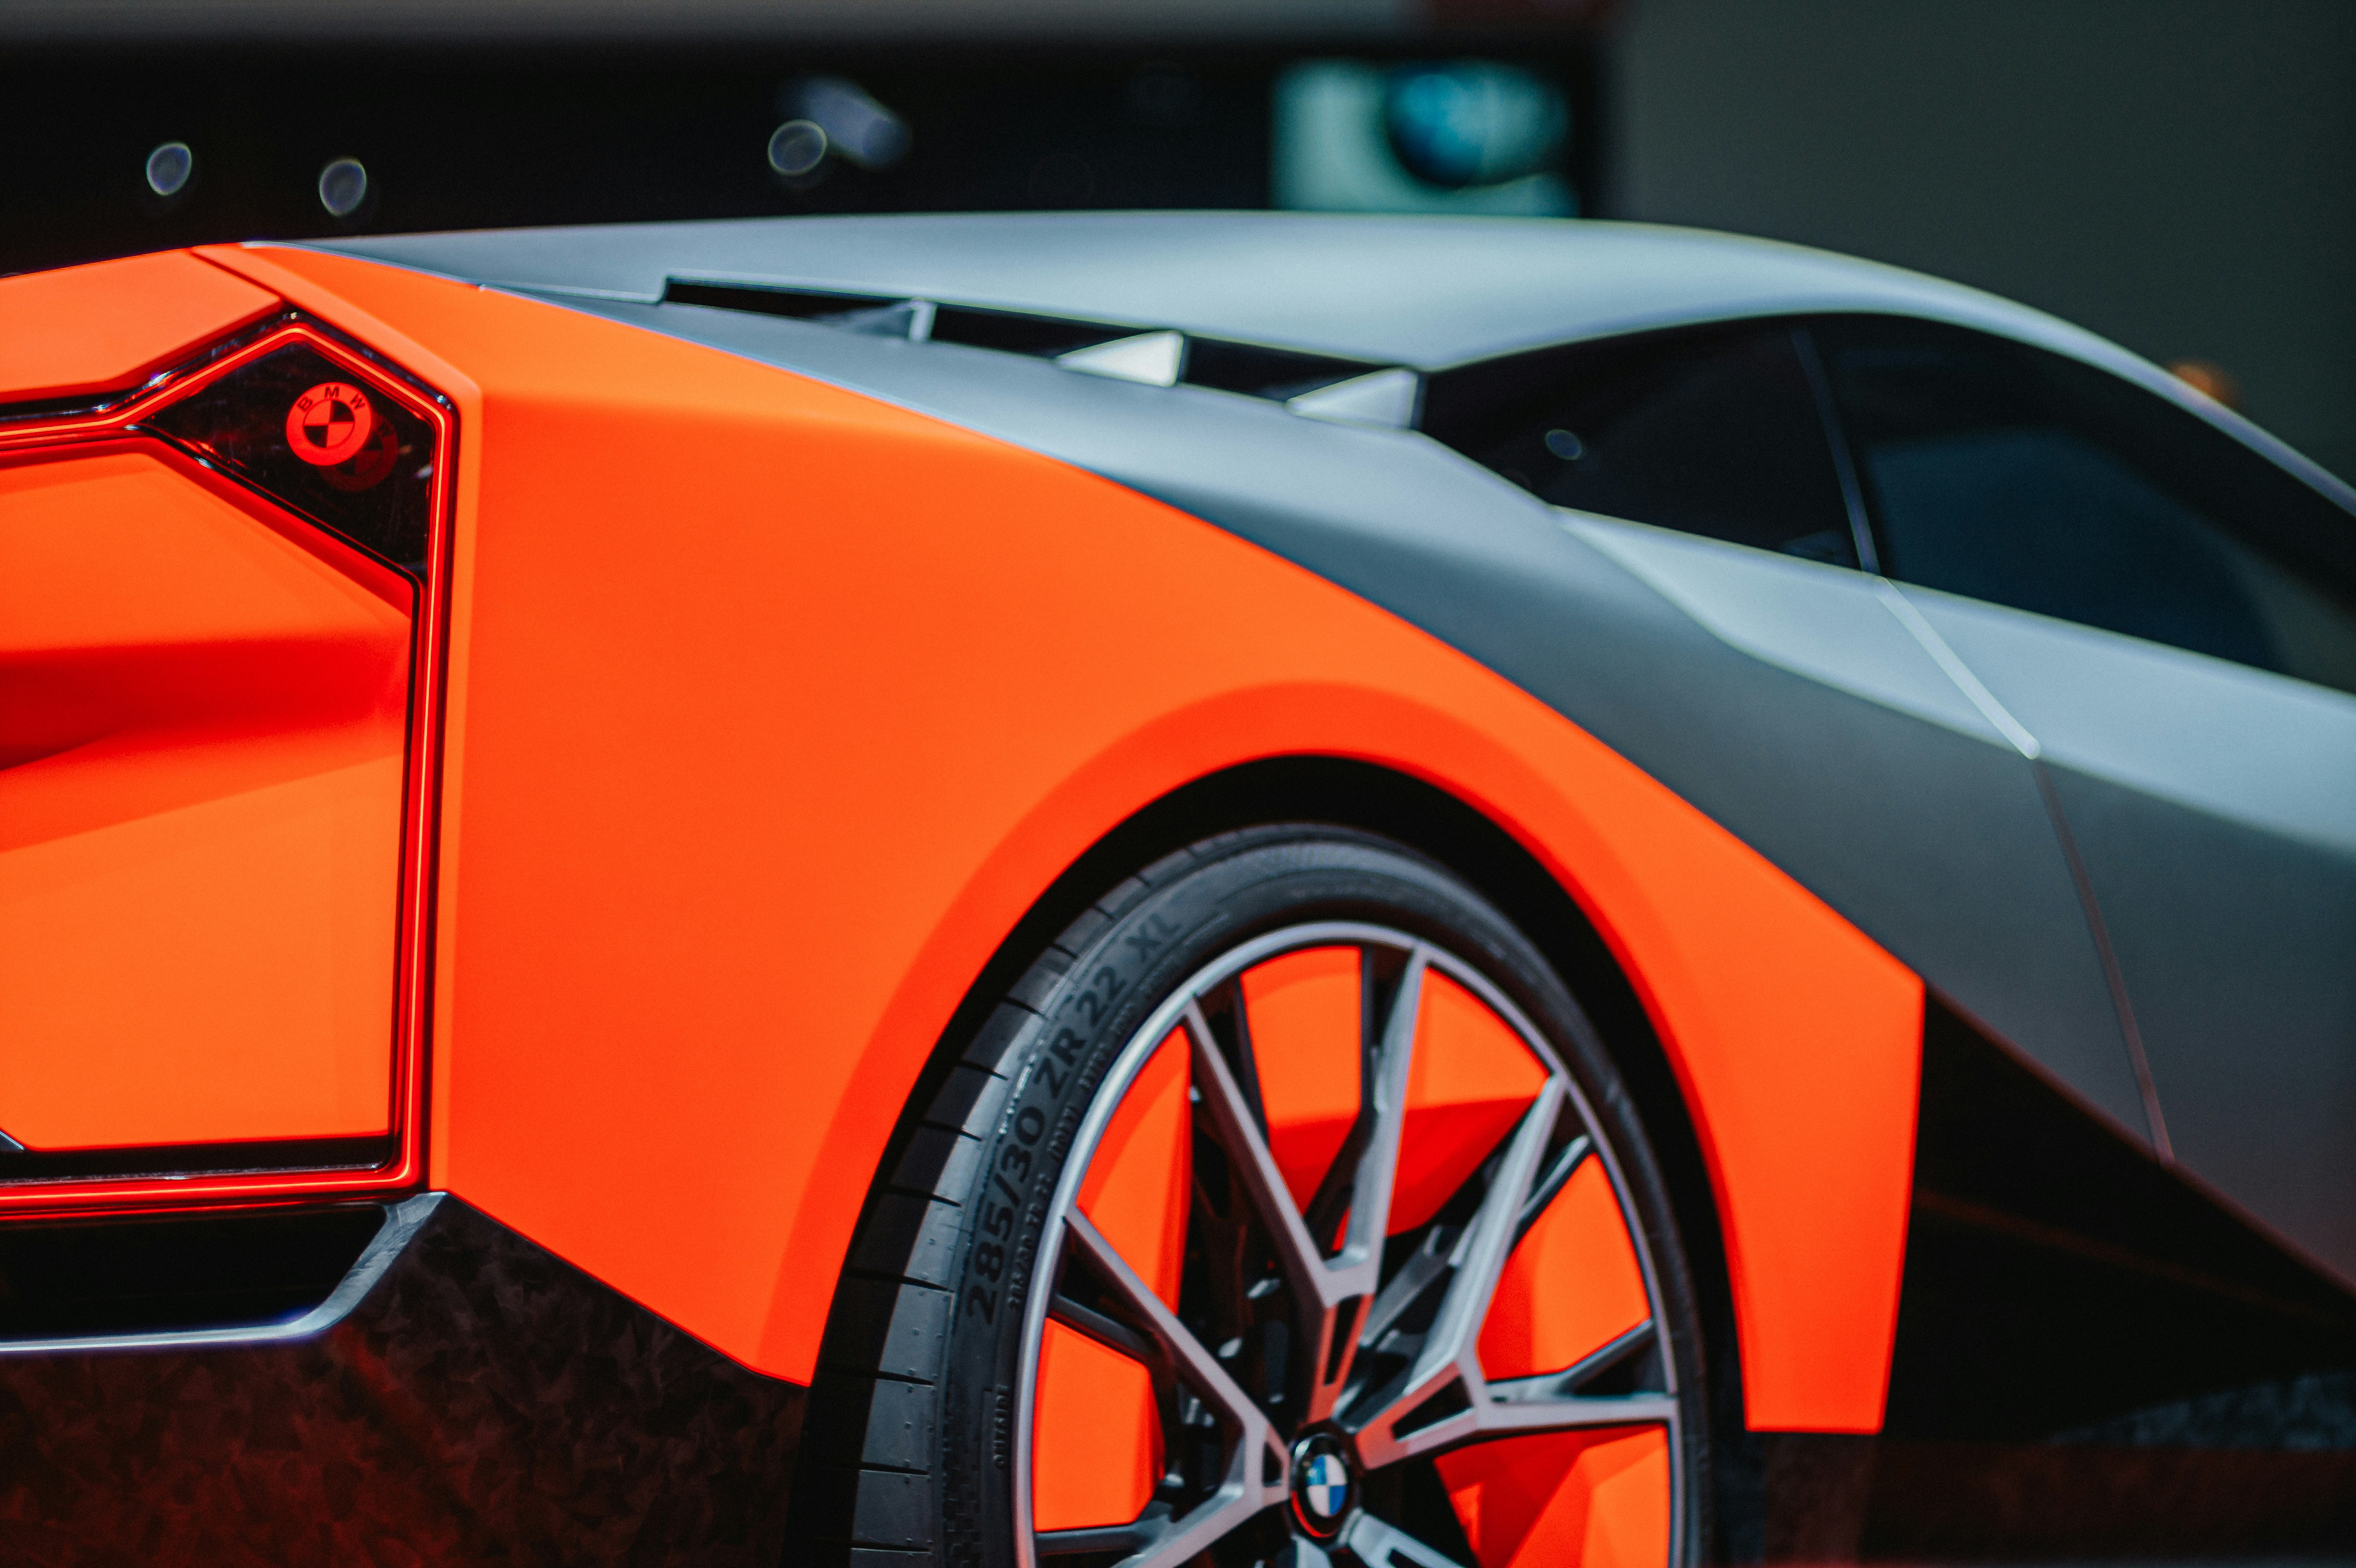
[[0, 319, 454, 1216]]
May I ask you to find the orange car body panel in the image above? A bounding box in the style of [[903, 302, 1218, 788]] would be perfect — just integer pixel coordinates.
[[0, 442, 409, 1149], [1392, 972, 1553, 1236], [1079, 1028, 1192, 1310], [1482, 1157, 1654, 1383], [1032, 1319, 1163, 1530], [1437, 1426, 1672, 1568], [0, 252, 278, 405], [1245, 945, 1363, 1214], [168, 245, 1921, 1432], [1045, 1030, 1193, 1530]]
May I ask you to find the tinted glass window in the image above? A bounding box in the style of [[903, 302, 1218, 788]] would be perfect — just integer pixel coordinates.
[[1422, 321, 1860, 565], [1818, 316, 2356, 695]]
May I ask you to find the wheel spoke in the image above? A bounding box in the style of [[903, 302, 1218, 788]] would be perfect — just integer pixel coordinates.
[[1355, 1230, 1452, 1351], [1037, 1503, 1173, 1558], [1343, 1511, 1470, 1568], [1346, 1078, 1564, 1471], [1055, 1211, 1289, 1568], [1332, 948, 1426, 1288], [1514, 1134, 1591, 1242], [1186, 950, 1432, 1426], [1182, 1001, 1334, 1305], [1474, 1389, 1679, 1437], [1303, 948, 1424, 1421], [1487, 1318, 1656, 1403], [1356, 1387, 1679, 1470], [1045, 1292, 1164, 1371]]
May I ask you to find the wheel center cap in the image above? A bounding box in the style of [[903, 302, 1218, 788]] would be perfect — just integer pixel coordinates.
[[1288, 1432, 1357, 1539]]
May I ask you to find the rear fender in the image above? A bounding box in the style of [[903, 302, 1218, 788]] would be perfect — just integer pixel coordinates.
[[200, 244, 1923, 1433]]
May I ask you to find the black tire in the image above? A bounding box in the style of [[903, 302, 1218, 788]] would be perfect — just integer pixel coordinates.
[[790, 825, 1710, 1567]]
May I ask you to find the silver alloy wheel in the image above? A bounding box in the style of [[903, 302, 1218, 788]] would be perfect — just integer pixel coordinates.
[[1013, 920, 1685, 1568]]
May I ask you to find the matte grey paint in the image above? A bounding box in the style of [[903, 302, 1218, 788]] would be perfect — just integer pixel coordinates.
[[493, 288, 2150, 1148], [310, 214, 2354, 510], [304, 215, 2356, 512], [1566, 517, 2009, 748], [1906, 589, 2356, 1280], [323, 214, 2056, 367]]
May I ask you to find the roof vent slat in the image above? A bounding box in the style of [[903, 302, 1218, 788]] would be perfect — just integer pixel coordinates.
[[1056, 331, 1185, 388]]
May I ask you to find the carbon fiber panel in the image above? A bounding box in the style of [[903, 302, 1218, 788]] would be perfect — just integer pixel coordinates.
[[0, 1196, 804, 1563]]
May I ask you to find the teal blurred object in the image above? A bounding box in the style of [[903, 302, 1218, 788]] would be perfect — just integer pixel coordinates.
[[1384, 60, 1566, 189], [1273, 60, 1575, 217]]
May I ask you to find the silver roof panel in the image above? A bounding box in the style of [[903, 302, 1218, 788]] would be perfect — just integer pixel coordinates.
[[300, 212, 2350, 504], [309, 211, 2124, 371]]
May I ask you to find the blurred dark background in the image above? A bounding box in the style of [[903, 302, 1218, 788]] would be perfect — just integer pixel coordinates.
[[1, 0, 2348, 480]]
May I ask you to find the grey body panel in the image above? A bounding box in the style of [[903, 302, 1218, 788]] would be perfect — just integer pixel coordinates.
[[319, 213, 2052, 367], [313, 212, 2352, 500], [1906, 590, 2356, 1277], [287, 215, 2356, 1280], [528, 290, 2152, 1145]]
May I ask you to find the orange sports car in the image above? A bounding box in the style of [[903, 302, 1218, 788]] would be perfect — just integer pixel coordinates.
[[3, 215, 2353, 1565]]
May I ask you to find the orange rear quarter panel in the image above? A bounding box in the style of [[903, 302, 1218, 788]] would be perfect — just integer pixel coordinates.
[[203, 245, 1923, 1432]]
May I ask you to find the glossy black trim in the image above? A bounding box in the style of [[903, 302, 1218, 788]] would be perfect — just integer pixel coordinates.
[[0, 1134, 394, 1184], [663, 280, 898, 320], [0, 1201, 386, 1343]]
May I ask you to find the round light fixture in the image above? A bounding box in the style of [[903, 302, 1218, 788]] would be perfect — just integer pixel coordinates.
[[318, 157, 370, 218], [766, 120, 829, 177], [144, 142, 194, 198]]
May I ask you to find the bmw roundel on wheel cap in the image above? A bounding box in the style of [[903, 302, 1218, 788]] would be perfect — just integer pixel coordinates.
[[1289, 1433, 1355, 1538], [285, 379, 374, 465]]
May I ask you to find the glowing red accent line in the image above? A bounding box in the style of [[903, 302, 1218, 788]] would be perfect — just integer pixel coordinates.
[[0, 320, 454, 1217]]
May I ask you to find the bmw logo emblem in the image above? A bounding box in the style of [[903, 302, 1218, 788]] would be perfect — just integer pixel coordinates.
[[1288, 1432, 1356, 1539]]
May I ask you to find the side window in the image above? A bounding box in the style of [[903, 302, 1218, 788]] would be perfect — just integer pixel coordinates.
[[1421, 321, 1862, 566], [1816, 315, 2356, 695]]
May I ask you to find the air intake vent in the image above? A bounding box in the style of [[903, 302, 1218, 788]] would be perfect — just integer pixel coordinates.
[[1180, 338, 1374, 401], [664, 281, 899, 321], [929, 306, 1120, 358], [0, 1203, 386, 1341], [659, 279, 1386, 405]]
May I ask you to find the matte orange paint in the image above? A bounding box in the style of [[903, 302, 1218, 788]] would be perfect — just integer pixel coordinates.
[[1031, 1320, 1161, 1531], [0, 252, 277, 404], [0, 443, 408, 1149], [1244, 946, 1361, 1214], [1481, 1158, 1652, 1382], [1391, 973, 1550, 1235], [1078, 1028, 1191, 1309], [1437, 1426, 1671, 1568], [206, 244, 1924, 1432]]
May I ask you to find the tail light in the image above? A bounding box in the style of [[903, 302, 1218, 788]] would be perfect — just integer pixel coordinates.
[[0, 259, 451, 1213]]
